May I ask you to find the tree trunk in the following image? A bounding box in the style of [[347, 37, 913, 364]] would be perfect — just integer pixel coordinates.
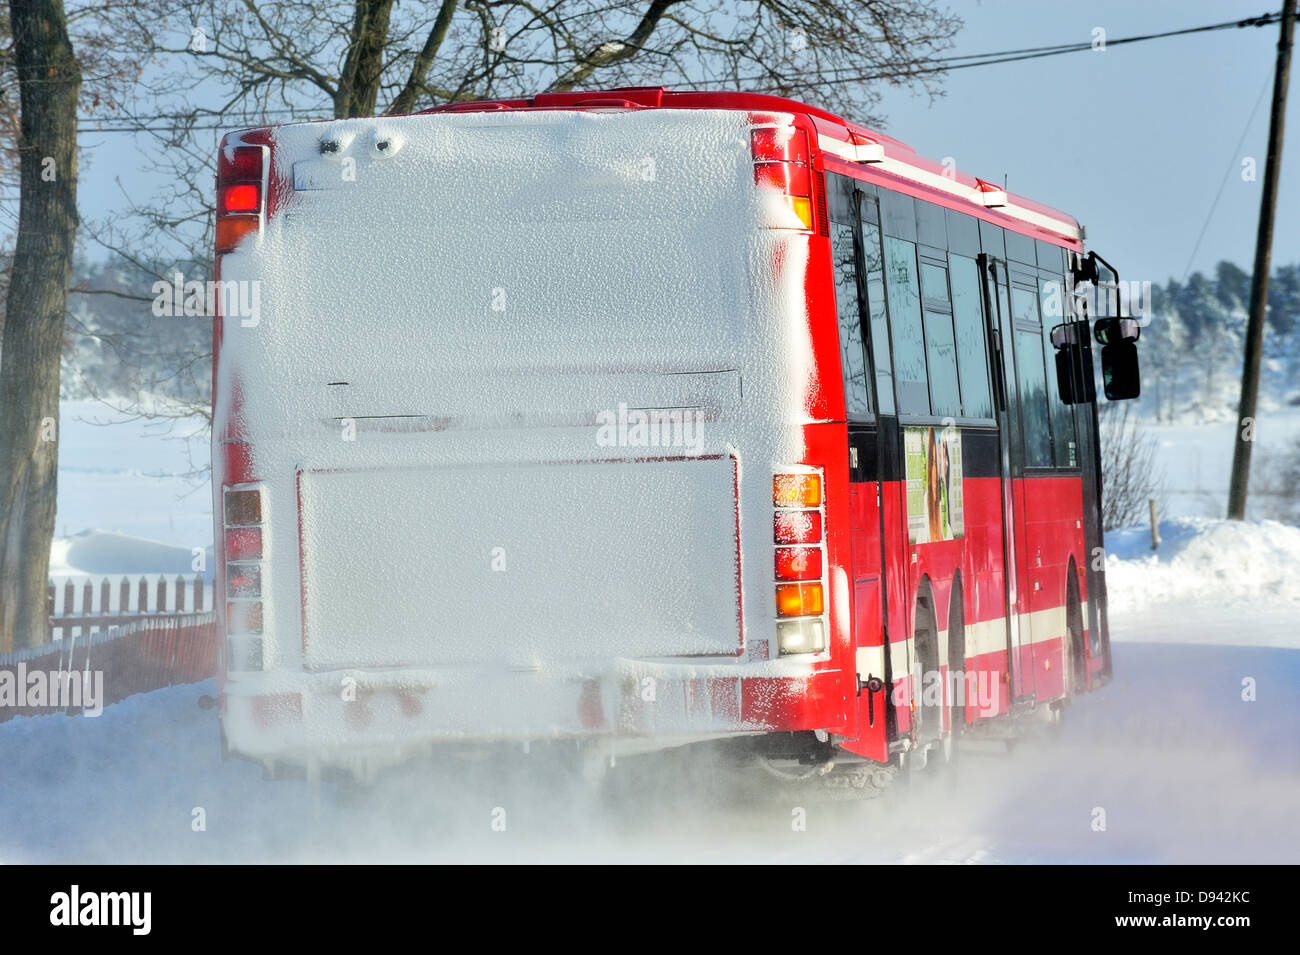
[[336, 0, 396, 118], [0, 0, 81, 652]]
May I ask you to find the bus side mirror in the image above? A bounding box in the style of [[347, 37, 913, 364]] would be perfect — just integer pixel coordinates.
[[1100, 342, 1140, 400], [1095, 318, 1141, 401], [1050, 321, 1095, 405]]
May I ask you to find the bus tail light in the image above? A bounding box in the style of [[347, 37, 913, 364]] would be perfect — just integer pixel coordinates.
[[226, 600, 263, 635], [219, 183, 260, 214], [776, 582, 824, 617], [226, 563, 261, 598], [224, 484, 266, 671], [775, 547, 822, 581], [215, 144, 267, 254], [224, 526, 262, 561], [776, 619, 826, 655], [773, 473, 822, 507], [751, 124, 815, 231], [774, 510, 822, 544], [772, 467, 827, 654]]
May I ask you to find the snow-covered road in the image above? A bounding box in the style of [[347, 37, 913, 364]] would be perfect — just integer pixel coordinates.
[[2, 603, 1296, 864], [18, 405, 1300, 863]]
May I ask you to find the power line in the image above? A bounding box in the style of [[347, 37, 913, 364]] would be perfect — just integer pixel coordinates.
[[1180, 74, 1273, 281], [66, 9, 1300, 135], [717, 9, 1291, 87]]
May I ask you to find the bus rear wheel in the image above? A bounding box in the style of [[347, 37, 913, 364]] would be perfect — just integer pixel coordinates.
[[936, 584, 966, 771]]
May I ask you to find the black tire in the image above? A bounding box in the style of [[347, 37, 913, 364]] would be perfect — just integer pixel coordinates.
[[913, 586, 941, 750], [937, 584, 966, 771], [1065, 576, 1086, 695]]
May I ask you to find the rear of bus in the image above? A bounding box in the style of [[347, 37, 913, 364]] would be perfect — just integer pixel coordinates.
[[212, 95, 856, 772]]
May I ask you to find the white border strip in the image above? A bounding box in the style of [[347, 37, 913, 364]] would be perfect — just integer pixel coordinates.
[[818, 134, 1081, 242]]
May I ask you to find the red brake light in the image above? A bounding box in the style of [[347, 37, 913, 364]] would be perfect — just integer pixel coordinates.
[[224, 526, 263, 561], [216, 144, 266, 255], [776, 547, 822, 581], [220, 183, 260, 214], [774, 510, 822, 544]]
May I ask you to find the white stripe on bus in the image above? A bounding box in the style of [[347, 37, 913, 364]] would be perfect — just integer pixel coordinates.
[[816, 133, 1082, 242]]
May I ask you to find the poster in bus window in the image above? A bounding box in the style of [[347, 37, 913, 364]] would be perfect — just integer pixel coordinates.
[[905, 426, 964, 544]]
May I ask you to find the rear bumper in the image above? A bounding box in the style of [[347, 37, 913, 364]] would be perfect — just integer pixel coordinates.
[[220, 660, 845, 767]]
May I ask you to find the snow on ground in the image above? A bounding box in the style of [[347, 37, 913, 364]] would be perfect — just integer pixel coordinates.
[[1107, 517, 1300, 619], [3, 519, 1297, 863], [1, 632, 1295, 863], [1148, 408, 1300, 519], [20, 400, 1294, 862], [49, 530, 212, 578]]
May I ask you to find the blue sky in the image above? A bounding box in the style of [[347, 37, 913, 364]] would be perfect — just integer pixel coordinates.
[[869, 0, 1298, 287], [73, 0, 1296, 287]]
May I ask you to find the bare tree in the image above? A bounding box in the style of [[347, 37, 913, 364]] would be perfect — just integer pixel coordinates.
[[1, 2, 141, 337], [0, 1, 961, 650], [88, 0, 961, 284], [0, 0, 82, 652], [1098, 402, 1166, 532]]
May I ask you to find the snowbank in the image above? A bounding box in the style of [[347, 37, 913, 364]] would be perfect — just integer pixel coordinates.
[[1106, 516, 1300, 613], [48, 530, 213, 578]]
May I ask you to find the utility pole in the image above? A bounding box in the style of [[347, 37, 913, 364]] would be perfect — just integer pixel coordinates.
[[1228, 0, 1296, 519]]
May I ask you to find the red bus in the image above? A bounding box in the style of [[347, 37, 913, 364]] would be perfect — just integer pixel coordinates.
[[212, 87, 1139, 788]]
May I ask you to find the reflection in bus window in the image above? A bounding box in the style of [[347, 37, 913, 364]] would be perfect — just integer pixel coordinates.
[[1040, 278, 1077, 466], [924, 307, 961, 418], [920, 262, 950, 306], [861, 219, 895, 415], [950, 255, 993, 419], [919, 262, 959, 418], [830, 220, 871, 416], [1011, 286, 1054, 469], [885, 237, 929, 415]]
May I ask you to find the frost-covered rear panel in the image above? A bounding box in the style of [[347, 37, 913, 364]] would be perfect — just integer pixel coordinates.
[[217, 107, 814, 673], [299, 458, 740, 669]]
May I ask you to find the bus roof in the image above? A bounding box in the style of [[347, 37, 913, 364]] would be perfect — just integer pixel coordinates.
[[418, 86, 1084, 247]]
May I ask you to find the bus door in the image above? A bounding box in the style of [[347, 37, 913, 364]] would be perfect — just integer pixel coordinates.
[[829, 182, 895, 759], [978, 255, 1033, 704], [854, 189, 908, 748], [1066, 253, 1113, 688]]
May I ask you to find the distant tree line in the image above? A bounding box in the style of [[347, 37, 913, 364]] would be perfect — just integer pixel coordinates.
[[61, 257, 211, 423], [1139, 260, 1300, 423]]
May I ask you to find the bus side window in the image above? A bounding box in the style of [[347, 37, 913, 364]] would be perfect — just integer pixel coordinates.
[[1039, 276, 1077, 467], [919, 260, 961, 418], [860, 217, 896, 415], [884, 237, 929, 415], [830, 219, 871, 416], [949, 255, 994, 419], [1011, 285, 1054, 468]]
